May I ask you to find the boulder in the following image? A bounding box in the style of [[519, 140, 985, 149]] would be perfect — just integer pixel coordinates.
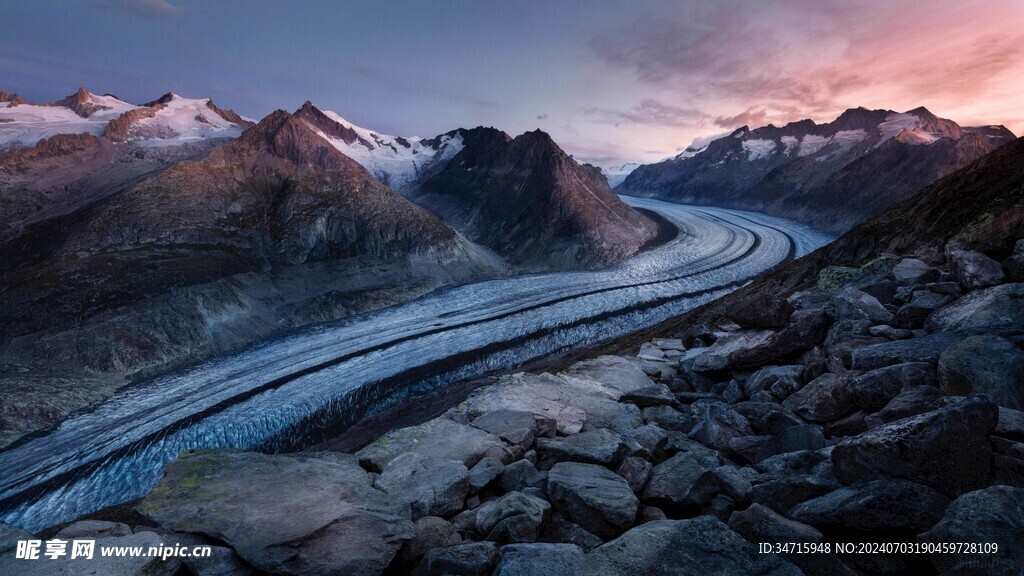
[[757, 448, 833, 477], [547, 462, 639, 539], [375, 453, 471, 520], [470, 410, 538, 450], [654, 431, 723, 466], [539, 517, 603, 551], [863, 385, 944, 428], [467, 457, 505, 494], [1003, 239, 1024, 281], [692, 329, 778, 372], [397, 516, 461, 566], [0, 531, 182, 576], [791, 479, 950, 532], [748, 474, 838, 515], [615, 456, 652, 494], [827, 287, 893, 324], [138, 451, 413, 576], [850, 332, 962, 371], [582, 517, 801, 576], [536, 428, 627, 468], [729, 504, 857, 576], [861, 279, 899, 305], [868, 324, 914, 340], [743, 365, 803, 399], [475, 491, 550, 543], [832, 396, 998, 496], [844, 362, 936, 412], [687, 399, 754, 451], [996, 407, 1024, 440], [356, 418, 510, 472], [619, 384, 676, 408], [918, 486, 1024, 574], [415, 541, 499, 576], [892, 258, 940, 284], [925, 283, 1024, 336], [497, 459, 539, 493], [729, 425, 826, 464], [726, 292, 794, 328], [938, 335, 1024, 410], [641, 452, 720, 513], [947, 248, 1005, 290], [733, 401, 802, 435], [494, 543, 584, 576], [640, 405, 695, 432], [893, 290, 954, 328], [56, 519, 132, 539], [622, 424, 668, 454], [783, 373, 854, 423]]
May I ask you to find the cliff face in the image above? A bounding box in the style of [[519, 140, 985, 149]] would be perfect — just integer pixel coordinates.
[[412, 127, 660, 270]]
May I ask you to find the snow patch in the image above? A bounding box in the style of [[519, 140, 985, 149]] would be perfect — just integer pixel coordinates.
[[741, 138, 776, 161], [0, 95, 137, 147], [128, 94, 246, 144], [603, 162, 640, 188]]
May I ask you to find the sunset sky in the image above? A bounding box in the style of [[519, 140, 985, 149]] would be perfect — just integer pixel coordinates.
[[2, 0, 1022, 167]]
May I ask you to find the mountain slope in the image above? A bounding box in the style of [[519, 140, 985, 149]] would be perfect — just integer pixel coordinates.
[[411, 127, 661, 269], [619, 107, 1016, 232], [293, 102, 463, 194], [0, 109, 490, 342]]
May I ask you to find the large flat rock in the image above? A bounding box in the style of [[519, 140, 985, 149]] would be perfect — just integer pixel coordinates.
[[356, 417, 510, 472], [138, 451, 413, 576]]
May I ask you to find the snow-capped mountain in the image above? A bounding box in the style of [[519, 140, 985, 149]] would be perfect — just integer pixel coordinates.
[[603, 162, 641, 188], [0, 88, 253, 148], [104, 93, 253, 144], [293, 101, 464, 194], [0, 88, 136, 147], [618, 106, 1016, 231]]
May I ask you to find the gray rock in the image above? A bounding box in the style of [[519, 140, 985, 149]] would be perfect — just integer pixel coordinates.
[[783, 373, 854, 423], [744, 365, 803, 398], [749, 474, 839, 515], [640, 405, 694, 432], [938, 335, 1024, 410], [467, 457, 505, 494], [375, 452, 471, 520], [832, 396, 998, 496], [536, 428, 627, 469], [948, 248, 1005, 290], [615, 456, 652, 494], [183, 544, 252, 576], [845, 362, 936, 412], [863, 385, 945, 427], [416, 541, 499, 576], [893, 290, 954, 328], [398, 516, 462, 566], [55, 519, 132, 539], [850, 331, 962, 371], [925, 283, 1024, 336], [825, 319, 872, 349], [547, 462, 639, 539], [1003, 239, 1024, 281], [494, 543, 584, 576], [622, 424, 668, 454], [475, 491, 550, 543], [636, 505, 667, 523], [919, 486, 1024, 574], [714, 466, 754, 504], [861, 279, 899, 304], [729, 425, 826, 464], [356, 417, 510, 472], [539, 517, 603, 551], [138, 451, 412, 576], [733, 401, 800, 434], [582, 517, 801, 576], [702, 494, 736, 521], [757, 448, 833, 477], [0, 521, 33, 554], [694, 310, 832, 372], [996, 406, 1024, 439], [619, 384, 676, 408], [892, 258, 939, 284], [652, 337, 685, 351], [642, 451, 720, 513], [470, 410, 538, 450], [0, 531, 182, 576], [637, 342, 666, 361], [827, 287, 893, 324], [791, 479, 950, 532], [496, 459, 539, 493], [729, 504, 857, 576], [868, 324, 915, 340], [687, 399, 754, 451]]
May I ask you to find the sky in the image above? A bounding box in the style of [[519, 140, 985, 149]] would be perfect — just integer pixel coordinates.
[[2, 0, 1022, 167]]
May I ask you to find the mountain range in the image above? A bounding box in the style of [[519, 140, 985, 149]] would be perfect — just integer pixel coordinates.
[[618, 107, 1016, 232]]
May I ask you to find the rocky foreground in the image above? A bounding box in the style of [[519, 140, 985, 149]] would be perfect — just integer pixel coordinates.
[[4, 237, 1024, 575]]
